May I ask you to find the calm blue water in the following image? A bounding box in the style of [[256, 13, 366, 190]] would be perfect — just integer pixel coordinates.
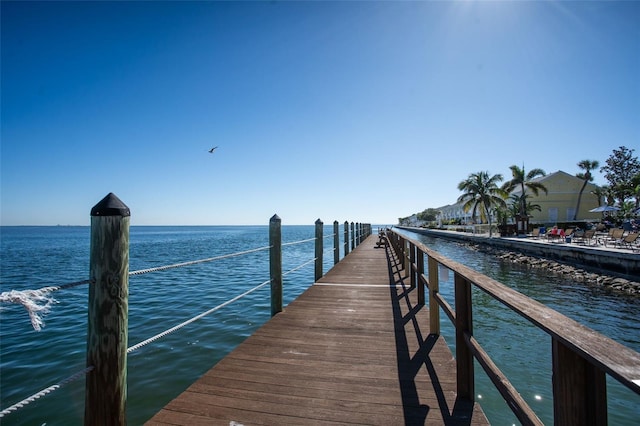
[[1, 226, 638, 425], [0, 225, 347, 425]]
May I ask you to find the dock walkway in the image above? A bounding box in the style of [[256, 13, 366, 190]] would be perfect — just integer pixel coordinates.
[[146, 235, 488, 425]]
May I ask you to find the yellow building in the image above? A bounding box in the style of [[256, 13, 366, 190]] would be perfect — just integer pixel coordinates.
[[509, 170, 602, 223], [436, 170, 603, 226]]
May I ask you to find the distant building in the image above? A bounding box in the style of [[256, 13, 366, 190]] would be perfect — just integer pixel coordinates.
[[435, 170, 602, 225], [436, 202, 473, 225], [510, 170, 601, 223], [399, 214, 422, 227]]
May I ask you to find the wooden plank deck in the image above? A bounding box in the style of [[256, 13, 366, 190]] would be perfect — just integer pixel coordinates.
[[146, 235, 489, 425]]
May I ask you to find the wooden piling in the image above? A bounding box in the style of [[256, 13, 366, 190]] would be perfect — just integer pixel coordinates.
[[350, 222, 355, 251], [315, 219, 323, 281], [269, 215, 282, 316], [343, 221, 349, 256], [85, 193, 130, 426], [333, 221, 339, 265]]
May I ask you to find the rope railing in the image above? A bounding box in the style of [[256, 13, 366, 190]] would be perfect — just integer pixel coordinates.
[[127, 277, 272, 354], [0, 249, 323, 418], [129, 245, 271, 276], [1, 199, 372, 424], [0, 366, 94, 418], [128, 254, 318, 354], [1, 237, 322, 332], [283, 258, 317, 277], [282, 236, 316, 247], [0, 245, 273, 331]]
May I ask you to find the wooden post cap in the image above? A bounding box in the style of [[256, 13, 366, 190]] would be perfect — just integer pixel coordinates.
[[90, 193, 130, 217]]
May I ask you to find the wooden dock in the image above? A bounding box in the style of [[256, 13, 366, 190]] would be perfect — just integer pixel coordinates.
[[146, 235, 488, 425]]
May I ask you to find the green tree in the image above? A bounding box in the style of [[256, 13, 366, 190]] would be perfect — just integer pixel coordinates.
[[591, 185, 614, 207], [600, 146, 640, 206], [631, 173, 640, 210], [501, 165, 548, 217], [573, 159, 599, 220], [509, 193, 541, 218], [457, 171, 508, 237], [416, 208, 440, 223]]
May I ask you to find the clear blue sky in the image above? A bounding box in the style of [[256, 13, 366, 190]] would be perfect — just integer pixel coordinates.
[[2, 1, 638, 226]]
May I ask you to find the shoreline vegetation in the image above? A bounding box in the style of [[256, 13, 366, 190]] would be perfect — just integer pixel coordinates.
[[465, 242, 640, 296]]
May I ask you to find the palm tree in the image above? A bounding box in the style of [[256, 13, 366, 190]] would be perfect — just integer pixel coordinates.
[[573, 159, 599, 220], [509, 193, 541, 218], [501, 165, 548, 217], [632, 173, 640, 210], [457, 171, 508, 237], [591, 185, 614, 207]]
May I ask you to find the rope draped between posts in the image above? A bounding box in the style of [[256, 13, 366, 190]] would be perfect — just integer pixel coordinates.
[[129, 245, 271, 276], [0, 249, 319, 418], [0, 234, 327, 331], [0, 245, 272, 331], [282, 237, 316, 247], [1, 229, 350, 332], [0, 366, 94, 418], [283, 258, 316, 277], [129, 253, 319, 354], [2, 235, 328, 331], [0, 249, 315, 418], [127, 277, 272, 354]]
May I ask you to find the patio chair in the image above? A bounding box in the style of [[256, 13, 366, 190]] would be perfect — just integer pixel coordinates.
[[617, 232, 639, 251], [572, 229, 585, 243], [531, 228, 541, 239], [582, 229, 598, 246], [575, 229, 597, 246], [546, 230, 563, 243], [602, 228, 625, 247]]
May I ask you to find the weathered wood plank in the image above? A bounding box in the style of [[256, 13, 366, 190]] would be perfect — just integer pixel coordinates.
[[145, 235, 488, 425]]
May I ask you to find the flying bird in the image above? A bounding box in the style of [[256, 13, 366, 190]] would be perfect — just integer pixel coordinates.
[[208, 146, 218, 153]]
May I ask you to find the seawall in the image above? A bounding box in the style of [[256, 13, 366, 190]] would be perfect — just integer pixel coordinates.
[[396, 226, 640, 277]]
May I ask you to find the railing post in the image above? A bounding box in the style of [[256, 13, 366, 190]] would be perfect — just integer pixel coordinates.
[[86, 193, 130, 426], [454, 272, 474, 401], [417, 249, 425, 305], [269, 214, 282, 316], [350, 222, 355, 251], [315, 219, 323, 281], [403, 238, 410, 277], [355, 222, 360, 246], [428, 256, 440, 335], [333, 220, 339, 265], [344, 221, 349, 256], [552, 337, 607, 425], [409, 242, 416, 289], [397, 235, 407, 276]]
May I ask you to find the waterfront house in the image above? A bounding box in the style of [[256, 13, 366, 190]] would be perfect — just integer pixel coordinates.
[[435, 170, 602, 226], [509, 170, 601, 224]]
